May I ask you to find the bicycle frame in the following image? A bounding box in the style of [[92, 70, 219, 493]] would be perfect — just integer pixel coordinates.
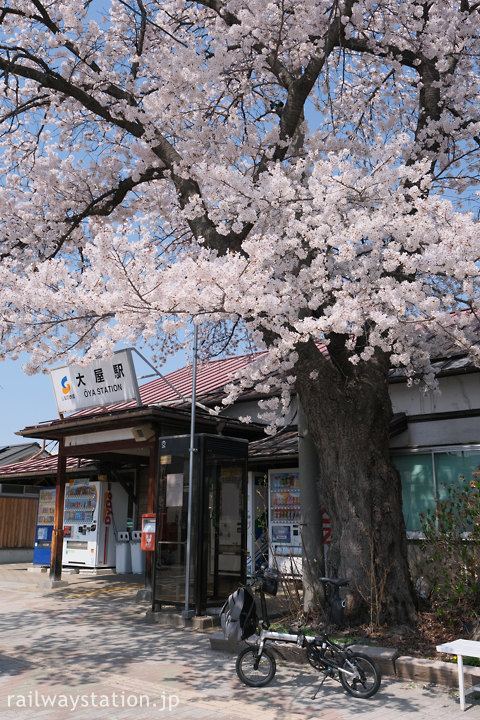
[[252, 628, 361, 680], [252, 580, 359, 681]]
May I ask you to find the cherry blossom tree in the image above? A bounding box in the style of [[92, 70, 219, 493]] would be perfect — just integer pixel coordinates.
[[1, 0, 480, 623]]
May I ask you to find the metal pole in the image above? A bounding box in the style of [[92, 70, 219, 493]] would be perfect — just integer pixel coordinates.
[[183, 322, 198, 618]]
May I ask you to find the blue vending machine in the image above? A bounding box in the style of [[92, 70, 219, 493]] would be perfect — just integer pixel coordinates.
[[33, 488, 56, 566]]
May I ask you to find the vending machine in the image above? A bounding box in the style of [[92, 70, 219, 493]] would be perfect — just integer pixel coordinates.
[[268, 469, 302, 575], [33, 488, 56, 566], [63, 479, 128, 568]]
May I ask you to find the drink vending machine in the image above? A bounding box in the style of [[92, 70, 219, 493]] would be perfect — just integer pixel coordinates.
[[63, 479, 128, 568], [33, 488, 56, 566], [268, 469, 302, 575]]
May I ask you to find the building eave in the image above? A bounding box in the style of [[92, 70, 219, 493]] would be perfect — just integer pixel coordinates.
[[16, 404, 264, 442]]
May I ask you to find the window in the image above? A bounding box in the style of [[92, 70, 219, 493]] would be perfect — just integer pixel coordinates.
[[392, 448, 480, 535], [394, 454, 434, 533], [435, 451, 480, 502], [0, 483, 41, 497]]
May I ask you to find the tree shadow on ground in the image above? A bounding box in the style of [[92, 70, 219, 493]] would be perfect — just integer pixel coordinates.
[[0, 577, 476, 719]]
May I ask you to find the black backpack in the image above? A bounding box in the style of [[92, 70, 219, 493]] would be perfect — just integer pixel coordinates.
[[220, 586, 257, 641]]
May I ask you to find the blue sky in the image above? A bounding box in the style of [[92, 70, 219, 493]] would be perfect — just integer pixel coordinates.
[[0, 359, 59, 447], [0, 351, 186, 449]]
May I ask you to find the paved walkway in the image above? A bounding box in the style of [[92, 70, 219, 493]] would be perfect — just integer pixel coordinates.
[[0, 564, 478, 719]]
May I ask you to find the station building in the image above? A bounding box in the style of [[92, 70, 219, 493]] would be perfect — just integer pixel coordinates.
[[0, 348, 478, 612]]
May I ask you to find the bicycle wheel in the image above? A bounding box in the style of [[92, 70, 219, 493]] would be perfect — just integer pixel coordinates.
[[340, 652, 381, 698], [235, 646, 277, 687]]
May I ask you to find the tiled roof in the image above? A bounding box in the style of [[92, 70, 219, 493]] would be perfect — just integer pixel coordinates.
[[66, 342, 476, 423], [68, 350, 268, 418], [249, 430, 298, 459], [18, 341, 479, 436], [58, 343, 335, 421], [390, 354, 474, 380], [0, 455, 95, 478]]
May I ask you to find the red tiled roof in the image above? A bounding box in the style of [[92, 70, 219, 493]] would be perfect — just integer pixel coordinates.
[[141, 351, 268, 404], [69, 350, 268, 418], [0, 455, 94, 478]]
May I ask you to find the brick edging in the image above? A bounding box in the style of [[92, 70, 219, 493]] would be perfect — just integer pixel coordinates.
[[209, 632, 480, 687]]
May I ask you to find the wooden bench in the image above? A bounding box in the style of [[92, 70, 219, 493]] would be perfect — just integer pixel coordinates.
[[436, 639, 480, 711]]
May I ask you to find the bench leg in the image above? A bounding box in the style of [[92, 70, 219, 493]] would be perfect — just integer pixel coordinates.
[[458, 654, 465, 711]]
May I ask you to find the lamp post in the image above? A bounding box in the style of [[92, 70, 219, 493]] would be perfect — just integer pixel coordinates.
[[183, 321, 198, 618]]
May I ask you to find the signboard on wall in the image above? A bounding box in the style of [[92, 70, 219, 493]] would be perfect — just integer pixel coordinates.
[[49, 349, 140, 414]]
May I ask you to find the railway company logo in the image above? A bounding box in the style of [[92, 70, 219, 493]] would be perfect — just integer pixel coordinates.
[[50, 349, 138, 413]]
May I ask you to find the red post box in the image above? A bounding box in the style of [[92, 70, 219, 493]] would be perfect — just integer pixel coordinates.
[[141, 513, 156, 551]]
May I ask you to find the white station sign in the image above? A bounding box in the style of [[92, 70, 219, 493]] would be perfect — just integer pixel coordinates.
[[50, 349, 140, 414]]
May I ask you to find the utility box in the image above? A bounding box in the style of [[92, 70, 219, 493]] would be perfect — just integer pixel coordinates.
[[130, 530, 145, 574], [115, 531, 132, 573]]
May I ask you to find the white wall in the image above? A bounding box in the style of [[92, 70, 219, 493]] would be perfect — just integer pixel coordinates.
[[389, 373, 480, 449], [390, 373, 480, 415], [390, 416, 480, 449]]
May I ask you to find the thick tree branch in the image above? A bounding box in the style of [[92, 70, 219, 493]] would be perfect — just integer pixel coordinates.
[[0, 52, 144, 135], [0, 51, 241, 254], [53, 166, 168, 255]]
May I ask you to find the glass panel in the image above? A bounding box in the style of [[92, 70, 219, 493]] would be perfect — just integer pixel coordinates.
[[393, 454, 434, 532], [154, 455, 196, 606], [206, 459, 245, 601], [25, 486, 41, 496], [114, 469, 135, 529], [434, 452, 480, 533], [1, 484, 25, 494], [435, 451, 480, 503], [249, 472, 268, 574]]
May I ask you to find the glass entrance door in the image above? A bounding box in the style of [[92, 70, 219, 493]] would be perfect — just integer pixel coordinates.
[[154, 455, 196, 606]]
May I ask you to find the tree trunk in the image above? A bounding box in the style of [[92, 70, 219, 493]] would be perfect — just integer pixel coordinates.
[[298, 401, 325, 613], [295, 339, 416, 626]]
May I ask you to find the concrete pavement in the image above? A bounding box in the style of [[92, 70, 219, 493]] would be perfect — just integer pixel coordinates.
[[0, 564, 478, 719]]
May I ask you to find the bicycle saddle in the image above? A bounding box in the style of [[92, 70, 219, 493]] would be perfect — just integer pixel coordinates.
[[319, 577, 350, 587]]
